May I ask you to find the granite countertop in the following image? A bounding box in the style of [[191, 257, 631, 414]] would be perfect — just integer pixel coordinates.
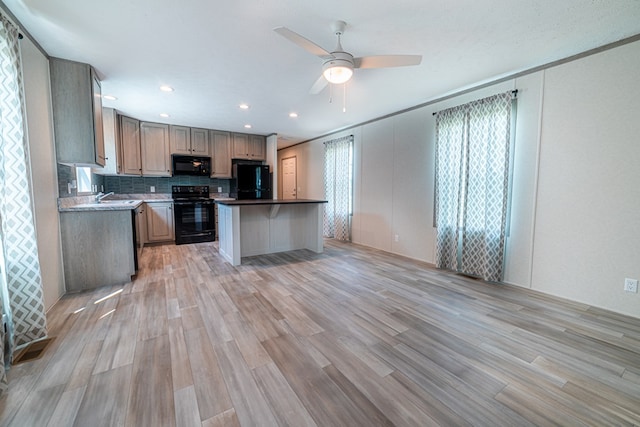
[[215, 199, 327, 206], [59, 199, 144, 212], [58, 193, 234, 212]]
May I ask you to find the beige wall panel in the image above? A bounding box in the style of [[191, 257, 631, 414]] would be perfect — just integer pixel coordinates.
[[21, 37, 65, 310]]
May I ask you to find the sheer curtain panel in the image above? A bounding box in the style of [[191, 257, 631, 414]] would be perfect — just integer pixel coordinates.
[[323, 135, 353, 241], [435, 92, 514, 282], [0, 13, 48, 395]]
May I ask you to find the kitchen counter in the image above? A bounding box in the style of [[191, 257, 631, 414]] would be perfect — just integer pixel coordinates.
[[59, 200, 143, 212], [215, 198, 326, 206], [216, 199, 327, 266], [58, 193, 173, 212], [58, 192, 234, 212]]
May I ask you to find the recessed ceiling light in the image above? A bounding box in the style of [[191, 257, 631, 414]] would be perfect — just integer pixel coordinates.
[[244, 124, 252, 129], [289, 112, 298, 118], [103, 95, 117, 101], [160, 85, 174, 92], [239, 104, 250, 110], [160, 113, 170, 118]]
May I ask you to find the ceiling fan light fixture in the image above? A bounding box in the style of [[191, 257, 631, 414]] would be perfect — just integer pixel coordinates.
[[322, 53, 354, 85], [323, 65, 353, 84]]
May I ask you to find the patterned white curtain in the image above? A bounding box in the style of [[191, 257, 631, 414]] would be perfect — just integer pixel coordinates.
[[435, 92, 514, 282], [323, 135, 353, 241], [0, 13, 48, 394]]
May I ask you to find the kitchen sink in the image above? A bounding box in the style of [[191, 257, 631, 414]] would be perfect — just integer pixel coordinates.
[[99, 200, 136, 204], [72, 200, 139, 209]]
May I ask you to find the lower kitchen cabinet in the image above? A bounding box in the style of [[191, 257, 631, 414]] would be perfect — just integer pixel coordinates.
[[146, 202, 174, 242], [60, 210, 136, 292]]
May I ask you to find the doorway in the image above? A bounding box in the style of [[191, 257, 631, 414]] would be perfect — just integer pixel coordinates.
[[282, 156, 297, 200]]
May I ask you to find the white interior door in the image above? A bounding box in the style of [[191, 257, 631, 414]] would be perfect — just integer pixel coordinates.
[[282, 156, 297, 200]]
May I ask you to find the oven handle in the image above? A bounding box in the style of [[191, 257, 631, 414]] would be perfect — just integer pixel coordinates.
[[173, 201, 215, 206]]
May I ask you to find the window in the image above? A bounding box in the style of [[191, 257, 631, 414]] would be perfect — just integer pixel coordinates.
[[76, 167, 93, 193], [434, 92, 515, 282], [323, 135, 353, 241]]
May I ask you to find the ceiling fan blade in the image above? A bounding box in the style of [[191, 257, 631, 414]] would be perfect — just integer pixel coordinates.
[[354, 55, 422, 69], [274, 26, 333, 59], [309, 74, 328, 94]]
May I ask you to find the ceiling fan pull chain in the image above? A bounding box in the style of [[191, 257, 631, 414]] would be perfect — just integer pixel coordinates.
[[329, 82, 333, 104], [343, 82, 347, 113]]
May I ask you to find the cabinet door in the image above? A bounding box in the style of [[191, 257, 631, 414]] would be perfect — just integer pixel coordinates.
[[232, 133, 249, 159], [91, 68, 106, 166], [136, 204, 147, 252], [249, 135, 266, 160], [119, 115, 142, 175], [170, 125, 191, 154], [146, 202, 174, 242], [190, 128, 210, 156], [141, 122, 171, 176], [99, 107, 119, 175], [50, 58, 105, 167], [211, 131, 232, 178]]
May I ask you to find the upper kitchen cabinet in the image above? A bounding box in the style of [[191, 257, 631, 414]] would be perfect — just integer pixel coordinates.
[[169, 125, 191, 155], [249, 135, 266, 160], [190, 128, 210, 156], [140, 122, 171, 176], [119, 115, 142, 175], [232, 133, 249, 159], [99, 107, 121, 175], [211, 131, 232, 178], [50, 58, 106, 167], [96, 110, 141, 176], [232, 133, 265, 160], [170, 126, 210, 156]]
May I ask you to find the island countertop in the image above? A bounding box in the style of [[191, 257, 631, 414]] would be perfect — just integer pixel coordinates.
[[214, 199, 327, 206]]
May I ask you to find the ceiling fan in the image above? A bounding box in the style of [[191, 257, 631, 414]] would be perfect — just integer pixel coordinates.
[[274, 21, 422, 94]]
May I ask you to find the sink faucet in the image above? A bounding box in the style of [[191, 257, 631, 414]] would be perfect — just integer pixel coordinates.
[[95, 191, 114, 203]]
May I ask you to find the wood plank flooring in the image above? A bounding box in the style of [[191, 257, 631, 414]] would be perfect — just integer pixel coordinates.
[[1, 240, 639, 426]]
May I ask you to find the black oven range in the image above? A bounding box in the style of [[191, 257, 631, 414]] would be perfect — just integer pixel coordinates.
[[171, 185, 215, 245]]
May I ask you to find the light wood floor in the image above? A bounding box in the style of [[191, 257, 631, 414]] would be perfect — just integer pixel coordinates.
[[1, 240, 639, 426]]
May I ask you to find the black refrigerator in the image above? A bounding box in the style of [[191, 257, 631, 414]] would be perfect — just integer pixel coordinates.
[[232, 163, 272, 200]]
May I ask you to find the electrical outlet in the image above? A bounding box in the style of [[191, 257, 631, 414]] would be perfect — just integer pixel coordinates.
[[218, 187, 222, 193], [624, 278, 638, 293], [394, 234, 399, 242], [150, 186, 155, 193]]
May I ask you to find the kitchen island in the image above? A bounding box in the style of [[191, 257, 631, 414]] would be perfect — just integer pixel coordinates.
[[215, 199, 327, 266]]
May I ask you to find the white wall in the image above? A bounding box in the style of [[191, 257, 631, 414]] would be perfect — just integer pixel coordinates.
[[20, 37, 65, 310], [532, 42, 640, 316], [278, 40, 640, 318]]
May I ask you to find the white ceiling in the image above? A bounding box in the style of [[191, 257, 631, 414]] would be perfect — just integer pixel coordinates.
[[4, 0, 640, 148]]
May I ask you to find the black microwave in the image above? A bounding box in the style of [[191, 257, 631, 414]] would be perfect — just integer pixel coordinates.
[[172, 155, 211, 176]]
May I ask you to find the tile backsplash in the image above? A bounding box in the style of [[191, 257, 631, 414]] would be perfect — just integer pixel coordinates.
[[57, 166, 231, 198], [103, 175, 231, 194]]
